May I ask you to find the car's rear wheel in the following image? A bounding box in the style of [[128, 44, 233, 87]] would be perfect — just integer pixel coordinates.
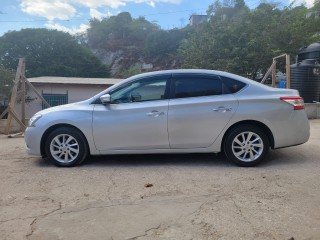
[[45, 127, 88, 167], [224, 125, 269, 167]]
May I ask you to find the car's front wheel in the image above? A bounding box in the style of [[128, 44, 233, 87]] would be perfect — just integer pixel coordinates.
[[224, 125, 269, 167], [45, 127, 88, 167]]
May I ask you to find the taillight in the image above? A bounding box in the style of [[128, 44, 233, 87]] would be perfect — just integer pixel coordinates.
[[280, 96, 304, 110]]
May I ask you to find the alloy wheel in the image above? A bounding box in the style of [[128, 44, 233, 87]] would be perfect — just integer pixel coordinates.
[[231, 131, 264, 162], [50, 134, 80, 163]]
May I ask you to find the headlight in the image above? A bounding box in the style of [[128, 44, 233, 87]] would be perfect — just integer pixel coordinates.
[[28, 114, 42, 127]]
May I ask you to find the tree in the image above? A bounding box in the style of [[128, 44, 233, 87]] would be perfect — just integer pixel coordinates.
[[118, 64, 142, 78], [235, 0, 245, 9], [145, 29, 189, 57], [180, 2, 320, 79], [313, 0, 320, 9], [0, 29, 110, 78], [86, 12, 186, 76], [0, 66, 14, 102], [87, 13, 159, 49], [128, 17, 159, 44]]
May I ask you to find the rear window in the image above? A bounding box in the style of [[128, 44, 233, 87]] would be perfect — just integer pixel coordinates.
[[222, 77, 246, 94]]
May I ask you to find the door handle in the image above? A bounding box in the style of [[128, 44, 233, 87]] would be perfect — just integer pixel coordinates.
[[213, 107, 232, 112], [146, 111, 165, 117]]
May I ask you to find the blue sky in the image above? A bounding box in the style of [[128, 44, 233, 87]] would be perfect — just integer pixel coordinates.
[[0, 0, 314, 36]]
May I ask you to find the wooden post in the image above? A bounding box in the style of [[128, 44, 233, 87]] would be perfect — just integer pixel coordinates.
[[7, 106, 26, 131], [272, 59, 277, 88], [1, 57, 51, 136], [21, 60, 26, 127], [273, 54, 287, 60], [25, 79, 50, 108], [261, 61, 276, 84], [286, 54, 291, 89], [5, 58, 24, 135], [261, 53, 291, 89], [0, 108, 8, 120]]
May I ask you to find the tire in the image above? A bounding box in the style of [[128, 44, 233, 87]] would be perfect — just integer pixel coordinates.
[[223, 125, 269, 167], [45, 127, 88, 167]]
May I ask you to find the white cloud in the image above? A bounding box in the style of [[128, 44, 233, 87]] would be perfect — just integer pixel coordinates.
[[17, 0, 314, 37], [90, 8, 113, 20], [289, 0, 315, 8], [45, 22, 89, 34], [147, 1, 156, 8], [72, 0, 126, 9], [20, 0, 182, 34], [132, 0, 181, 4], [20, 0, 182, 21], [20, 0, 76, 21]]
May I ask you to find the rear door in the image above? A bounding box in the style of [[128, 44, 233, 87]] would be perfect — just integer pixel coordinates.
[[168, 74, 238, 149]]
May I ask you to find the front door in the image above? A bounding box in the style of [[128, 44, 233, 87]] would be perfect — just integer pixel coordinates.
[[92, 75, 170, 151]]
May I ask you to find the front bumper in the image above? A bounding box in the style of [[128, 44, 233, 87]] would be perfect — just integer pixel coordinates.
[[24, 127, 42, 156]]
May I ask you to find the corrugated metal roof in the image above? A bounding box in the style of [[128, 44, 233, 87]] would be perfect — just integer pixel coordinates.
[[28, 76, 123, 85]]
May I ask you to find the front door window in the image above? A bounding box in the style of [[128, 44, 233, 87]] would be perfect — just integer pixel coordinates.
[[110, 78, 167, 104]]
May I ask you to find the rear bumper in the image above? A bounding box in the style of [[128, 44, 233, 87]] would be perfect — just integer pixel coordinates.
[[272, 110, 310, 149]]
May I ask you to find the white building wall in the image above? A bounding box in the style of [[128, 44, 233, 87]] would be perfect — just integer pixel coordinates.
[[23, 84, 111, 118]]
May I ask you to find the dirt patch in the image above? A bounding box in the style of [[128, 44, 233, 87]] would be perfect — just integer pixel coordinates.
[[0, 120, 320, 239]]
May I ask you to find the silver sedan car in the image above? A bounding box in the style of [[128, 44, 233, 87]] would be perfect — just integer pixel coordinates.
[[25, 69, 310, 167]]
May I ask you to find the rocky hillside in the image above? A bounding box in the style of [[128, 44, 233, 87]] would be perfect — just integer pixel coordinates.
[[85, 12, 190, 78]]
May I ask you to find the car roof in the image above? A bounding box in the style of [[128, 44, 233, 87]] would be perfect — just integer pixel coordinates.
[[126, 69, 264, 87], [127, 69, 226, 78]]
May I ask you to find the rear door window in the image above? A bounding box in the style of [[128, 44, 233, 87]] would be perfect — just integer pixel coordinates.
[[171, 74, 222, 99]]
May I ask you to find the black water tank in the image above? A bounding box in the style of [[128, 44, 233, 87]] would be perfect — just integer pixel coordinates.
[[291, 59, 320, 103], [297, 42, 320, 62]]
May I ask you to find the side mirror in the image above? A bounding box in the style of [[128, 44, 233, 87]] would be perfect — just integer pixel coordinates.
[[100, 94, 111, 104]]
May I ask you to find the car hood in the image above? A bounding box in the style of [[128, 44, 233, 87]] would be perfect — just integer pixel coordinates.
[[34, 101, 89, 116]]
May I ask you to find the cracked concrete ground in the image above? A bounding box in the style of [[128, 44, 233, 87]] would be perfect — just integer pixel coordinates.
[[0, 120, 320, 240]]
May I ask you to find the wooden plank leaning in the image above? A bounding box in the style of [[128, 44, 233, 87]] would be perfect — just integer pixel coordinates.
[[25, 78, 50, 108], [4, 58, 24, 134]]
